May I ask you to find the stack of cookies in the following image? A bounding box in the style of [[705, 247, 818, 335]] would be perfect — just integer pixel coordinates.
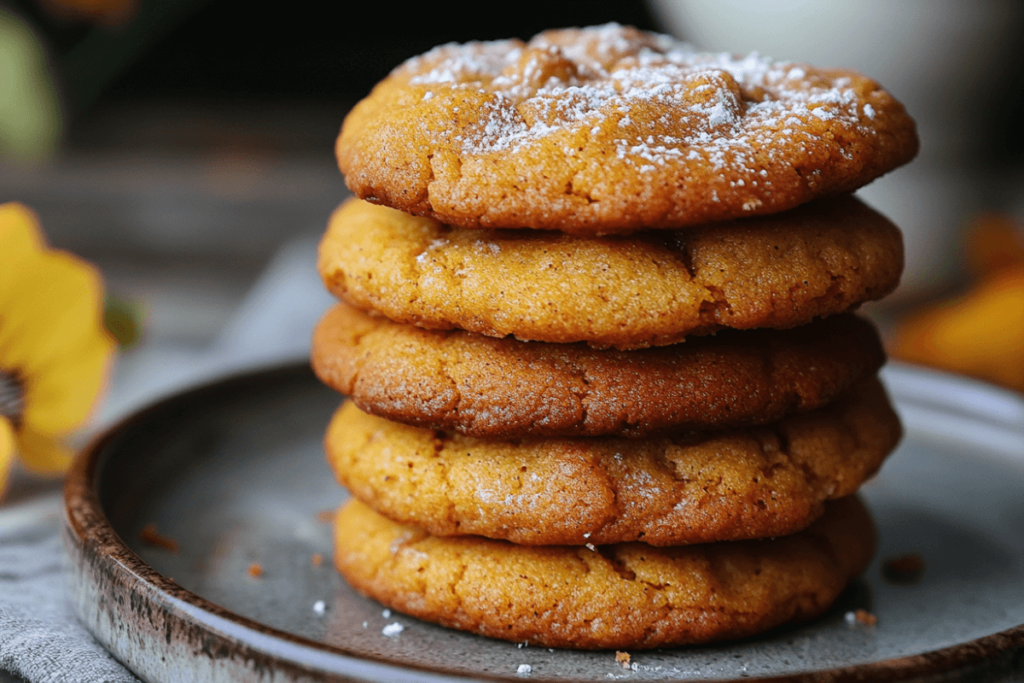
[[312, 24, 917, 650]]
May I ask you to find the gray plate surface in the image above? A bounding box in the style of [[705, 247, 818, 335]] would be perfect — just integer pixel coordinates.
[[62, 363, 1024, 682]]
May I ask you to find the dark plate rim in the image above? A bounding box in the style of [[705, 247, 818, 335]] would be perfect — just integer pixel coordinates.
[[62, 361, 1024, 682]]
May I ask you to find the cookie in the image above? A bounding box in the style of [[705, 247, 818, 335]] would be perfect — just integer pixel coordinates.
[[333, 495, 875, 649], [318, 195, 903, 349], [313, 303, 886, 438], [325, 379, 899, 546], [336, 24, 917, 234]]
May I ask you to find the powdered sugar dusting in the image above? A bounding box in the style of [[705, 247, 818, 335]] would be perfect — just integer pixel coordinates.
[[396, 23, 882, 174], [407, 40, 523, 86]]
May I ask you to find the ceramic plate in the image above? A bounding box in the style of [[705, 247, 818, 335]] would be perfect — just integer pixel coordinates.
[[62, 363, 1024, 682]]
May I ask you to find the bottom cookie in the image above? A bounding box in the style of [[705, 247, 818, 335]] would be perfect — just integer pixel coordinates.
[[334, 497, 875, 650]]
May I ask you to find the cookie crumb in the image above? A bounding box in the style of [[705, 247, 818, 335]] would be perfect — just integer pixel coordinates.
[[247, 563, 263, 578], [311, 553, 324, 567], [615, 651, 631, 668], [382, 608, 391, 618], [517, 664, 532, 675], [845, 609, 877, 626], [138, 523, 178, 553], [382, 622, 404, 636], [313, 600, 326, 615], [883, 553, 925, 584], [316, 509, 335, 523]]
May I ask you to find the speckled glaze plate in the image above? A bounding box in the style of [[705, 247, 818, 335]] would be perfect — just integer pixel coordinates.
[[62, 362, 1024, 682]]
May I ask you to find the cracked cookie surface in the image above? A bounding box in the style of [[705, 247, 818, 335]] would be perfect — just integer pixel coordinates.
[[313, 303, 886, 438], [333, 495, 875, 649], [336, 24, 917, 234], [325, 379, 899, 546], [317, 196, 903, 349]]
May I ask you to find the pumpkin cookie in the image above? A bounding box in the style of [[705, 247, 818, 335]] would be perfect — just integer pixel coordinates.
[[318, 195, 903, 349], [337, 24, 917, 234], [313, 303, 886, 438], [325, 379, 899, 546], [333, 495, 875, 649]]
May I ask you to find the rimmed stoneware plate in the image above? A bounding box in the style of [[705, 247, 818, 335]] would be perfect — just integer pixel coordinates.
[[63, 362, 1024, 682]]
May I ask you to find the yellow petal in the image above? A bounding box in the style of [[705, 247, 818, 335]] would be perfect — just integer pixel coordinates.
[[892, 267, 1024, 391], [0, 417, 14, 496], [15, 425, 75, 475], [21, 330, 114, 434], [0, 203, 46, 297], [0, 246, 111, 379], [0, 203, 114, 437]]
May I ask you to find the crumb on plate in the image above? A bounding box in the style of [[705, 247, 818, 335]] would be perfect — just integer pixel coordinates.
[[845, 609, 877, 626], [138, 523, 178, 553], [883, 553, 925, 585]]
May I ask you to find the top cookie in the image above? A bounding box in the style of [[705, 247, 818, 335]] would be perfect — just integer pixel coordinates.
[[337, 24, 918, 235]]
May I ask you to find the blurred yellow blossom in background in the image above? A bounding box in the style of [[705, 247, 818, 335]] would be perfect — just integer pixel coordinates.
[[0, 203, 115, 496], [892, 215, 1024, 392]]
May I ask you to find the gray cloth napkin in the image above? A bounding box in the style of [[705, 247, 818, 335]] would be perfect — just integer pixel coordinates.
[[0, 237, 334, 682], [0, 494, 139, 683]]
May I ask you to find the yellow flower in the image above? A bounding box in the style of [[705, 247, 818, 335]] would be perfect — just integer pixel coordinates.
[[892, 214, 1024, 392], [0, 202, 115, 495]]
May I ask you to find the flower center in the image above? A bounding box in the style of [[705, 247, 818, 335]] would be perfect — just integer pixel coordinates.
[[0, 370, 25, 425]]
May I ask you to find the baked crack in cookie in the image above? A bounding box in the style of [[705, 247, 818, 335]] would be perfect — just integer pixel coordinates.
[[318, 195, 903, 349], [325, 379, 899, 546], [333, 496, 876, 650], [313, 304, 886, 438], [337, 24, 917, 234]]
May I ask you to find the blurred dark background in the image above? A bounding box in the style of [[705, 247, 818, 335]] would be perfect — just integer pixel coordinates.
[[24, 2, 661, 108]]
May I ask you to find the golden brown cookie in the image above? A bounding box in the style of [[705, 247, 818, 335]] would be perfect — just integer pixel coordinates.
[[325, 379, 899, 546], [318, 196, 903, 349], [313, 302, 886, 438], [337, 24, 917, 234], [333, 495, 876, 650]]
